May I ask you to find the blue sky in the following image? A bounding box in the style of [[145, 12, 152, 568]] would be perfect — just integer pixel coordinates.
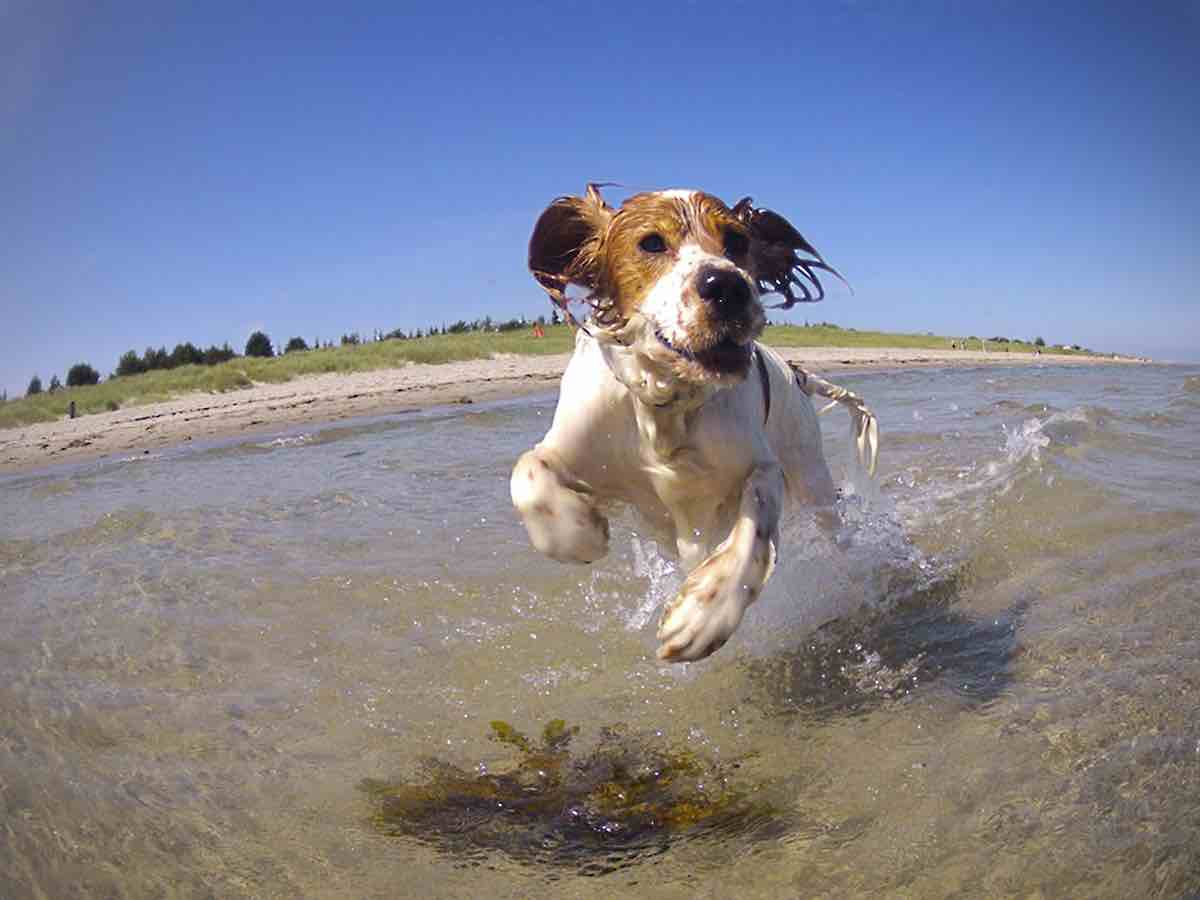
[[2, 1, 1197, 396]]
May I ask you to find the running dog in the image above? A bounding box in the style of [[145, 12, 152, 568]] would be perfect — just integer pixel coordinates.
[[511, 186, 878, 662]]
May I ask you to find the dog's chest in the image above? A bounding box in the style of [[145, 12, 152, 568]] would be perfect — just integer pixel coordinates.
[[630, 400, 750, 507]]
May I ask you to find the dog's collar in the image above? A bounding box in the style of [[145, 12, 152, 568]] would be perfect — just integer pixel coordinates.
[[755, 348, 771, 426]]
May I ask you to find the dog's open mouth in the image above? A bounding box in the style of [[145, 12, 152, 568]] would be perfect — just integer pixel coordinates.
[[654, 328, 752, 376]]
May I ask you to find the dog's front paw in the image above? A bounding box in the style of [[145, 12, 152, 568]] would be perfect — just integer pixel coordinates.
[[511, 450, 609, 564], [655, 551, 752, 662]]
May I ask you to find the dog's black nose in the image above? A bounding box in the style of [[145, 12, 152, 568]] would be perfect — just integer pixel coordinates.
[[696, 266, 751, 314]]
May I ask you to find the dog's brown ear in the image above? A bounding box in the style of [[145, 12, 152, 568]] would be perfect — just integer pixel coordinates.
[[732, 197, 847, 309], [529, 184, 614, 309]]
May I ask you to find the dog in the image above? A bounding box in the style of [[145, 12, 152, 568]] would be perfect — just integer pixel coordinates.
[[511, 186, 878, 662]]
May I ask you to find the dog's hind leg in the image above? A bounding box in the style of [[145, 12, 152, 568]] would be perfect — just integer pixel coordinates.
[[790, 365, 880, 476], [511, 447, 610, 564]]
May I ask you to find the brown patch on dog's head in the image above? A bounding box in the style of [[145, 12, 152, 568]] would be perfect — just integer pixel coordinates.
[[598, 191, 762, 380], [596, 191, 752, 319]]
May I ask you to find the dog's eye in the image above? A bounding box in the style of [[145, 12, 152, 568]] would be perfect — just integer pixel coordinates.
[[723, 228, 750, 259], [638, 233, 668, 253]]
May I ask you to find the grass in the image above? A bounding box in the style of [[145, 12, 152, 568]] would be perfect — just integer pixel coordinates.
[[0, 323, 1105, 430], [765, 325, 1056, 353]]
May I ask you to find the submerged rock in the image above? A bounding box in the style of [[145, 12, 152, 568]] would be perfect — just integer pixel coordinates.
[[360, 719, 780, 871]]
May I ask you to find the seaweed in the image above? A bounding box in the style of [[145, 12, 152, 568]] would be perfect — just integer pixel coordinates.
[[359, 720, 781, 872]]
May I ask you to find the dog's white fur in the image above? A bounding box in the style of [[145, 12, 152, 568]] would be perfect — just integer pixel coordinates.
[[512, 188, 878, 662]]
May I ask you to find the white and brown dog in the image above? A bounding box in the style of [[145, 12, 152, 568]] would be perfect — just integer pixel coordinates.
[[511, 186, 878, 662]]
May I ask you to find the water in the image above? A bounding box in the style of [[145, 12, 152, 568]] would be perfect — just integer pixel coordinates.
[[2, 364, 1198, 899]]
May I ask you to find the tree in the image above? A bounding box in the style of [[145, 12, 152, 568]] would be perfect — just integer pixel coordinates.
[[245, 331, 274, 358], [66, 363, 100, 387], [1034, 336, 1045, 347], [143, 346, 170, 371], [48, 375, 63, 392], [26, 375, 42, 396], [116, 350, 145, 377], [284, 336, 309, 353], [203, 343, 236, 365], [170, 342, 203, 368]]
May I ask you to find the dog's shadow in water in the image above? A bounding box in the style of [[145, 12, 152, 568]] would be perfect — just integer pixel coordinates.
[[745, 563, 1032, 720]]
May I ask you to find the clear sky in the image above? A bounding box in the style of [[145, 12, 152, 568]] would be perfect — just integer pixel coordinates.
[[3, 1, 1197, 397]]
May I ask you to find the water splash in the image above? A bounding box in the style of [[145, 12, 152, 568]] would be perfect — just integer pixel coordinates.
[[893, 406, 1095, 531], [253, 433, 314, 449], [1000, 415, 1052, 465], [624, 536, 680, 630]]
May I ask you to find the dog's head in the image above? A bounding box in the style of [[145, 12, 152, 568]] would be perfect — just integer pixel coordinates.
[[529, 186, 838, 387]]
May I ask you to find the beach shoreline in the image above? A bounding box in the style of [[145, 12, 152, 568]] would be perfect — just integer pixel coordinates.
[[0, 346, 1146, 476]]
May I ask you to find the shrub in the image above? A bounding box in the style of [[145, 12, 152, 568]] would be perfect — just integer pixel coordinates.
[[170, 342, 204, 368], [116, 350, 145, 377], [285, 336, 310, 353], [66, 363, 101, 387], [203, 343, 236, 365], [245, 331, 274, 358], [210, 368, 253, 392], [143, 346, 171, 371]]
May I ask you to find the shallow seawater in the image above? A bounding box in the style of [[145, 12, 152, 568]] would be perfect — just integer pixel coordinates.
[[2, 363, 1199, 899]]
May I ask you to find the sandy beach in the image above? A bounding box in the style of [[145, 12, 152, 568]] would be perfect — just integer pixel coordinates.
[[0, 346, 1144, 475]]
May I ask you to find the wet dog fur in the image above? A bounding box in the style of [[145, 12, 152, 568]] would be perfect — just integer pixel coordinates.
[[512, 186, 878, 662]]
